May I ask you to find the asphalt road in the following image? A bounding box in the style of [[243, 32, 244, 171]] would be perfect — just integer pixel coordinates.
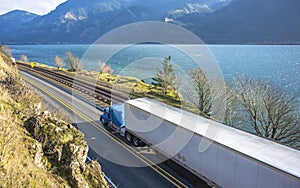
[[20, 71, 195, 188]]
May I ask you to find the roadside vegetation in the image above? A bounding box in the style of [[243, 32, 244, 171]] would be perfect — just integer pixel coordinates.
[[55, 55, 66, 70], [15, 50, 300, 150], [152, 56, 176, 93], [186, 69, 300, 149], [99, 62, 113, 75], [150, 56, 300, 149], [0, 48, 107, 187], [66, 51, 82, 72], [186, 68, 299, 149], [20, 54, 29, 63], [0, 45, 11, 57], [232, 77, 300, 149]]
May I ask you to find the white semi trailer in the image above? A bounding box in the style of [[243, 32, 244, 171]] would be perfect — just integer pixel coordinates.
[[101, 98, 300, 188]]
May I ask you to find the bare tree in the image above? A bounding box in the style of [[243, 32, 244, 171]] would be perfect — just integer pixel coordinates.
[[223, 84, 244, 127], [54, 55, 66, 70], [186, 68, 228, 121], [19, 54, 28, 63], [234, 77, 300, 149], [152, 56, 176, 93], [0, 45, 12, 57], [188, 68, 212, 116], [66, 51, 81, 72], [184, 69, 247, 125], [99, 62, 113, 74]]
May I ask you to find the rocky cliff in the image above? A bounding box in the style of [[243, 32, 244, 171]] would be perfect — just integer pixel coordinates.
[[0, 49, 107, 187]]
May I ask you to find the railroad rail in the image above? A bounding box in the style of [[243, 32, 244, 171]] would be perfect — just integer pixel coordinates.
[[17, 62, 130, 107]]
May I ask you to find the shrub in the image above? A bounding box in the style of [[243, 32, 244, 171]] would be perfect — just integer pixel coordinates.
[[20, 54, 28, 63], [54, 55, 66, 70], [99, 62, 113, 75], [66, 51, 81, 72]]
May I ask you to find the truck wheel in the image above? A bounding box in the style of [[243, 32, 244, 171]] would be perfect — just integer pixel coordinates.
[[125, 132, 132, 143], [100, 117, 107, 126], [133, 136, 140, 147], [100, 117, 104, 125]]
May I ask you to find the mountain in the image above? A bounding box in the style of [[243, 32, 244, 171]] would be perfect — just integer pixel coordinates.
[[0, 10, 39, 38], [2, 0, 299, 44], [177, 0, 300, 44], [0, 10, 39, 26], [165, 0, 231, 21], [0, 0, 231, 44]]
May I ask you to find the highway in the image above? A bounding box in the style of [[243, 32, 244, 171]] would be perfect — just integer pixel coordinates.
[[19, 70, 201, 188]]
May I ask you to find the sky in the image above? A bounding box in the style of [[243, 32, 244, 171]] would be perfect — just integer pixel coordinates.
[[0, 0, 67, 15]]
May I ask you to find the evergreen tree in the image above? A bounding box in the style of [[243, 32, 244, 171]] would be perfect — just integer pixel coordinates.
[[152, 56, 176, 93]]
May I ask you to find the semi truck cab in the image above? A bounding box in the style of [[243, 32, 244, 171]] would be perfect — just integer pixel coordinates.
[[99, 103, 143, 147], [100, 104, 125, 135]]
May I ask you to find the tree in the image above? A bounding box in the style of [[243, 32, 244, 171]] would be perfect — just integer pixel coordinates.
[[188, 68, 212, 116], [99, 62, 113, 74], [20, 54, 28, 62], [186, 68, 228, 121], [234, 77, 300, 149], [152, 56, 176, 93], [0, 45, 12, 57], [223, 84, 244, 127], [66, 51, 81, 72], [54, 55, 66, 70]]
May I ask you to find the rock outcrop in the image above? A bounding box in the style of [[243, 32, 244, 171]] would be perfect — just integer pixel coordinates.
[[24, 112, 91, 187], [0, 50, 107, 187]]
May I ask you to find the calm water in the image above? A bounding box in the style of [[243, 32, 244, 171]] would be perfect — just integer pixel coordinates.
[[9, 44, 300, 98]]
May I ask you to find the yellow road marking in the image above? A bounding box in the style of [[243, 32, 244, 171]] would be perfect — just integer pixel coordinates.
[[23, 76, 189, 188]]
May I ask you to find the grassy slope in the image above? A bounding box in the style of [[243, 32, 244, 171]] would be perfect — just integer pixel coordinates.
[[0, 53, 107, 187]]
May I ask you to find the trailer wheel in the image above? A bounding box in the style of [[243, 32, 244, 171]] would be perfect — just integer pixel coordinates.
[[125, 132, 132, 143], [133, 136, 140, 147]]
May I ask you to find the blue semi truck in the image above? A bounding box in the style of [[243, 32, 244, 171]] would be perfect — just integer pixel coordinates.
[[100, 103, 143, 147]]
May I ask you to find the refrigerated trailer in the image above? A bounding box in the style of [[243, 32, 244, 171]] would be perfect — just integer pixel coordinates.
[[100, 98, 300, 188]]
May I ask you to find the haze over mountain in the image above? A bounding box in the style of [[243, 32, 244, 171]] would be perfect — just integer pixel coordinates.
[[0, 0, 299, 44]]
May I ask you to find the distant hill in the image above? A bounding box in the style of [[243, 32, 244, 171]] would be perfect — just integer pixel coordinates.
[[0, 10, 39, 26], [1, 0, 299, 44], [0, 10, 39, 39]]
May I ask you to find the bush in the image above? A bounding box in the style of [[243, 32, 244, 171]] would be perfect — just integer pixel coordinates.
[[66, 51, 81, 72], [20, 54, 28, 62], [0, 45, 12, 57], [99, 62, 113, 75], [54, 55, 66, 70]]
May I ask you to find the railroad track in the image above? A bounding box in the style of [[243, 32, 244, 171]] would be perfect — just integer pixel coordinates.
[[17, 62, 131, 108]]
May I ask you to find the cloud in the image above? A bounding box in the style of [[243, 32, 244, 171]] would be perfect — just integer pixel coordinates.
[[0, 0, 67, 15]]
